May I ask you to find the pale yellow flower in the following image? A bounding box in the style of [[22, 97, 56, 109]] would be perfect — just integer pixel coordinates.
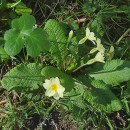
[[95, 51, 105, 63], [87, 51, 105, 65], [43, 77, 65, 100], [107, 46, 114, 60], [79, 28, 96, 44], [89, 38, 105, 54]]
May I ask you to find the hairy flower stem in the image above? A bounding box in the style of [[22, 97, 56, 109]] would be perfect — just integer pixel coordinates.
[[45, 101, 57, 116], [72, 63, 88, 73]]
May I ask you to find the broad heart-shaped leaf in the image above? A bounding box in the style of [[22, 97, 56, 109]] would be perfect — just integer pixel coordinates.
[[1, 63, 45, 91], [4, 15, 50, 57], [44, 19, 68, 67], [41, 66, 74, 92], [4, 29, 25, 56], [12, 14, 35, 30], [84, 80, 122, 112], [25, 29, 51, 57], [89, 60, 130, 85]]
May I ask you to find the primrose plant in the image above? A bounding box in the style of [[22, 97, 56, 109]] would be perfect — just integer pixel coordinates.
[[1, 15, 130, 120]]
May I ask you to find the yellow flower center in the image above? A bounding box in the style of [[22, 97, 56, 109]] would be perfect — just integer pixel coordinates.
[[51, 84, 58, 91], [86, 35, 89, 39], [109, 52, 113, 57]]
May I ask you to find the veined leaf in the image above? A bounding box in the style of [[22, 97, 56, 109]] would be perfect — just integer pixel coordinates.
[[44, 19, 68, 66], [0, 38, 9, 62], [64, 82, 86, 109], [12, 14, 35, 31], [84, 80, 122, 112], [41, 66, 74, 91], [25, 29, 50, 57], [89, 60, 130, 85], [1, 63, 45, 91], [4, 15, 50, 57], [0, 47, 9, 62], [4, 28, 25, 56]]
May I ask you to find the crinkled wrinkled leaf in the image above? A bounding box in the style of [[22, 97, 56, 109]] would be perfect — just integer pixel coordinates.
[[1, 63, 45, 91], [84, 80, 122, 112], [89, 60, 130, 85], [44, 19, 68, 66], [64, 82, 86, 109]]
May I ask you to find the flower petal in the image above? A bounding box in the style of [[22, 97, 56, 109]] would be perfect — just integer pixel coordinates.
[[89, 32, 96, 41], [86, 28, 90, 37], [109, 46, 114, 53], [96, 38, 105, 51], [95, 51, 105, 63], [97, 43, 105, 51], [53, 92, 60, 100], [107, 46, 114, 60], [54, 77, 61, 84], [96, 38, 101, 44], [45, 88, 55, 97], [57, 85, 65, 96], [43, 79, 51, 89]]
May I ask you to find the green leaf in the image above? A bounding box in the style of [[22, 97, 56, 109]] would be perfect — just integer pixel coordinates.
[[44, 19, 68, 66], [64, 82, 86, 109], [84, 80, 122, 112], [41, 66, 74, 91], [25, 29, 50, 57], [1, 63, 45, 91], [123, 80, 130, 97], [4, 15, 50, 57], [91, 18, 104, 37], [82, 1, 97, 16], [0, 47, 9, 62], [15, 2, 32, 15], [89, 60, 130, 85], [72, 105, 85, 121], [61, 83, 86, 121], [4, 28, 25, 56], [7, 0, 21, 8], [12, 15, 35, 31], [0, 38, 9, 62]]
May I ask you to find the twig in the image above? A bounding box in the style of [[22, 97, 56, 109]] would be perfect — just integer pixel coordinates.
[[116, 27, 130, 45], [0, 100, 6, 105], [75, 18, 87, 24], [32, 0, 39, 15], [40, 0, 60, 27]]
